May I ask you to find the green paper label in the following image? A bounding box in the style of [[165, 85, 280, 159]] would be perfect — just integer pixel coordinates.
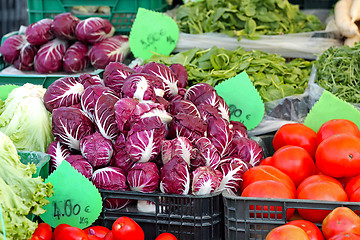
[[129, 8, 179, 60], [215, 71, 264, 130], [40, 161, 102, 229], [304, 90, 360, 132]]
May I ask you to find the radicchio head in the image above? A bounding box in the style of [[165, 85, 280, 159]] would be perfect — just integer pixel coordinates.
[[161, 136, 192, 165], [25, 18, 55, 45], [0, 35, 27, 64], [207, 116, 232, 157], [194, 137, 221, 169], [103, 62, 135, 93], [13, 43, 38, 71], [168, 100, 200, 118], [80, 132, 113, 168], [129, 101, 172, 126], [114, 98, 139, 132], [78, 73, 103, 89], [75, 17, 115, 44], [191, 166, 221, 195], [127, 162, 160, 193], [43, 77, 84, 112], [51, 12, 80, 40], [168, 113, 207, 143], [170, 63, 188, 88], [216, 162, 244, 195], [121, 73, 157, 102], [226, 137, 263, 168], [66, 154, 93, 179], [63, 41, 89, 73]]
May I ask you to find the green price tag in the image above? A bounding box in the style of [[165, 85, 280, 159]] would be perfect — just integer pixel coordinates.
[[129, 8, 179, 60], [304, 90, 360, 132], [215, 71, 264, 130], [40, 160, 102, 229]]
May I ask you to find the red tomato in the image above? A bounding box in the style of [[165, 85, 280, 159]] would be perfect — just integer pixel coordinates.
[[155, 233, 178, 240], [55, 226, 89, 240], [261, 145, 316, 187], [103, 231, 114, 240], [316, 134, 360, 178], [297, 182, 348, 223], [112, 216, 144, 240], [322, 207, 360, 239], [241, 165, 296, 194], [272, 123, 317, 158], [53, 223, 71, 240], [296, 175, 343, 197], [328, 232, 360, 240], [286, 220, 324, 240], [345, 175, 360, 197], [83, 226, 110, 238], [316, 119, 360, 145], [260, 157, 272, 165], [32, 223, 52, 240], [241, 180, 295, 220], [265, 225, 310, 240]]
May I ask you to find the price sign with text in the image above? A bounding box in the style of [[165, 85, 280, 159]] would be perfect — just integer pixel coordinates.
[[215, 71, 264, 130], [40, 161, 102, 228], [129, 8, 179, 60]]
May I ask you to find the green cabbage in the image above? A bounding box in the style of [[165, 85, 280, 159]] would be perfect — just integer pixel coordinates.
[[0, 131, 53, 240], [0, 83, 53, 152]]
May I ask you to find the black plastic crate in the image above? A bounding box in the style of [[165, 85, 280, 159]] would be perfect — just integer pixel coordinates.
[[99, 190, 223, 240], [289, 0, 337, 9], [223, 191, 360, 240]]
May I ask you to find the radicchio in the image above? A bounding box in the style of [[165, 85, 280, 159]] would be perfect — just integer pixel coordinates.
[[170, 63, 188, 88], [168, 100, 200, 118], [216, 162, 244, 195], [43, 77, 84, 112], [142, 62, 178, 99], [207, 117, 232, 157], [66, 155, 93, 179], [159, 156, 190, 195], [194, 137, 221, 169], [25, 18, 55, 45], [191, 166, 220, 195], [46, 141, 70, 173], [130, 101, 172, 126], [51, 12, 80, 40], [114, 98, 139, 132], [161, 137, 192, 165], [63, 41, 89, 73], [78, 73, 103, 89], [226, 137, 263, 168], [52, 107, 94, 150], [110, 149, 134, 172], [75, 17, 115, 44], [92, 166, 131, 209], [168, 113, 207, 143], [93, 92, 120, 142], [125, 117, 167, 163], [127, 162, 160, 193], [103, 62, 135, 93], [0, 34, 27, 64], [88, 35, 130, 69], [34, 38, 68, 74], [193, 91, 230, 121], [81, 85, 116, 120], [121, 73, 157, 102], [230, 121, 248, 139], [184, 83, 215, 103], [80, 132, 113, 168], [13, 43, 38, 71], [113, 133, 126, 153]]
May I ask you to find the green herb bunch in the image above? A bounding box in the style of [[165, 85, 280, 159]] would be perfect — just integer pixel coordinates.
[[315, 44, 360, 103], [148, 46, 313, 102], [176, 0, 323, 39]]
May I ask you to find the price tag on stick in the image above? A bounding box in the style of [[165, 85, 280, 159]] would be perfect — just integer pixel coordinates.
[[40, 161, 102, 229], [129, 8, 179, 60], [215, 71, 264, 130]]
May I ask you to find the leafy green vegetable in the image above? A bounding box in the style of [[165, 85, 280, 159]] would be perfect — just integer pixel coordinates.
[[147, 46, 312, 102], [314, 43, 360, 104], [0, 131, 53, 240], [0, 83, 53, 152], [176, 0, 323, 39]]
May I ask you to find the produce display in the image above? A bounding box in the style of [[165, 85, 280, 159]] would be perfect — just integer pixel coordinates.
[[265, 207, 360, 240], [314, 43, 360, 104], [29, 216, 176, 240], [240, 119, 360, 225], [42, 61, 263, 212], [148, 46, 313, 102], [0, 13, 130, 74], [0, 131, 53, 240], [176, 0, 323, 39]]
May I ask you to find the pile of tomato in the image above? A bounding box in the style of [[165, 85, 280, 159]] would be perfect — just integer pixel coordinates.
[[29, 216, 177, 240]]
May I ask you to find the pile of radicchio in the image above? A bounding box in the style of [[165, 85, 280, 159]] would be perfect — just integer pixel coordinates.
[[0, 13, 129, 74], [45, 61, 264, 211]]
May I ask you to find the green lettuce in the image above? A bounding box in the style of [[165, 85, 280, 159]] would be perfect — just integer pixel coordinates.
[[0, 83, 53, 152], [0, 131, 53, 240]]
